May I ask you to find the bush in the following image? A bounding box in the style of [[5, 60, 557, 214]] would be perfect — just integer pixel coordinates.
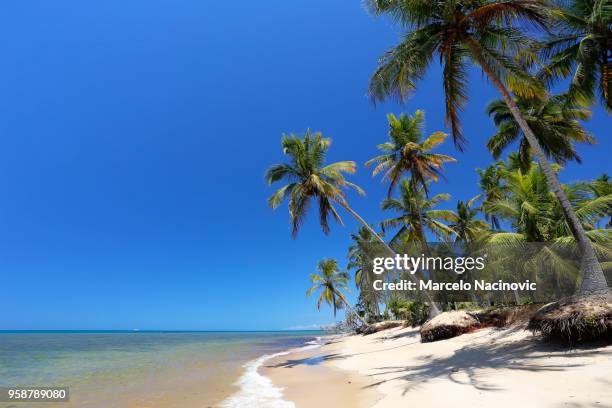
[[476, 304, 543, 327], [387, 299, 430, 327]]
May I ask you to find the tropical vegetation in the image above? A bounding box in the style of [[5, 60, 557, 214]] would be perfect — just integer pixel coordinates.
[[266, 0, 611, 341]]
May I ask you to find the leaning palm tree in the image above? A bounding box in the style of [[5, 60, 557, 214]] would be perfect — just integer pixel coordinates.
[[267, 130, 378, 241], [486, 94, 595, 172], [366, 111, 455, 245], [540, 0, 611, 111], [367, 0, 608, 295], [307, 258, 369, 327], [267, 130, 442, 315], [380, 178, 455, 244]]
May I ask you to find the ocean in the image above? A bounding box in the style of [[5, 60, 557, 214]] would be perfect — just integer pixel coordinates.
[[0, 331, 324, 407]]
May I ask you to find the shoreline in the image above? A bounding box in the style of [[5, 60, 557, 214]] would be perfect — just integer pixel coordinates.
[[260, 336, 382, 408], [262, 325, 612, 408]]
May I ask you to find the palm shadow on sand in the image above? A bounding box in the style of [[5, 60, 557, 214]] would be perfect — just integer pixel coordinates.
[[264, 352, 346, 368], [265, 330, 423, 369], [364, 327, 612, 395]]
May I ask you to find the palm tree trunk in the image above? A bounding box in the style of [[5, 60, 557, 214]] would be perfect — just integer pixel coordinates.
[[410, 177, 429, 248], [409, 177, 445, 313], [337, 200, 441, 316], [366, 271, 382, 318], [513, 289, 520, 305], [335, 291, 369, 327], [465, 37, 608, 296]]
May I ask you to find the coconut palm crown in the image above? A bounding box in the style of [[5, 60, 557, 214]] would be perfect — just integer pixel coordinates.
[[540, 0, 612, 111], [266, 130, 364, 238], [366, 0, 608, 295], [366, 110, 456, 197], [380, 179, 455, 243], [477, 161, 508, 230], [486, 94, 595, 172], [306, 259, 351, 317], [367, 0, 547, 149], [448, 196, 491, 244]]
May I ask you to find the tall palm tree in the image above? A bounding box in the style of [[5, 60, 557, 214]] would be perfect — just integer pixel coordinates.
[[266, 130, 380, 242], [540, 0, 611, 111], [267, 130, 442, 315], [486, 94, 595, 172], [366, 111, 455, 244], [448, 196, 491, 244], [367, 0, 608, 295], [306, 258, 368, 326], [380, 179, 455, 244]]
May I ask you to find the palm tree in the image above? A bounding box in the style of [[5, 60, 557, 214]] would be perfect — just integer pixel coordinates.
[[367, 0, 608, 295], [540, 0, 611, 111], [548, 177, 612, 239], [448, 196, 491, 244], [486, 166, 553, 242], [380, 179, 455, 244], [306, 258, 368, 327], [485, 164, 612, 299], [267, 130, 442, 316], [348, 226, 384, 319], [477, 162, 508, 230], [486, 94, 595, 172], [266, 130, 380, 242], [366, 111, 456, 245], [487, 163, 612, 244], [582, 174, 612, 228]]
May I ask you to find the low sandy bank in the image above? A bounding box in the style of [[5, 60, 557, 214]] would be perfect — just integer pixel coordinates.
[[265, 326, 612, 407]]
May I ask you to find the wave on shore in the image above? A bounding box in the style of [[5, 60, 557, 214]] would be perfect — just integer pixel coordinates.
[[221, 338, 324, 408]]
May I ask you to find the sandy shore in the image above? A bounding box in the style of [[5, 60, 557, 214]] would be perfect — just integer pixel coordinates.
[[264, 326, 612, 407], [260, 339, 382, 407]]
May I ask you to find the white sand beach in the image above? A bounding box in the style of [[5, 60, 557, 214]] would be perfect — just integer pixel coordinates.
[[264, 326, 612, 408]]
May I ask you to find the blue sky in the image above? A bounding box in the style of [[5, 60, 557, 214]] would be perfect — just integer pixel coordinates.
[[0, 1, 609, 330]]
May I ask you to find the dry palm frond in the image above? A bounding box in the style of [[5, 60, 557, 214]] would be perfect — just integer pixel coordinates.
[[528, 295, 612, 344], [420, 310, 480, 342]]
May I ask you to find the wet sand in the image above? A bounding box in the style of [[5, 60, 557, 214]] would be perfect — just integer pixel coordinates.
[[260, 339, 382, 408]]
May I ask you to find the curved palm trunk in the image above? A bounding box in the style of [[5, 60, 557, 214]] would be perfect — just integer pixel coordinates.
[[465, 38, 608, 296], [337, 200, 441, 316], [335, 290, 369, 328]]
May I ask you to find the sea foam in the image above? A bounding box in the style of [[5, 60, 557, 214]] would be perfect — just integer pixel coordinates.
[[221, 339, 323, 408]]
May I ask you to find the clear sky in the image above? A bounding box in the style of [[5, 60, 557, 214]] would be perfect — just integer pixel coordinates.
[[0, 1, 609, 330]]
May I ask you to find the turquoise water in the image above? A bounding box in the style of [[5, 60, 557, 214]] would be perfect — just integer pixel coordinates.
[[0, 331, 322, 407]]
